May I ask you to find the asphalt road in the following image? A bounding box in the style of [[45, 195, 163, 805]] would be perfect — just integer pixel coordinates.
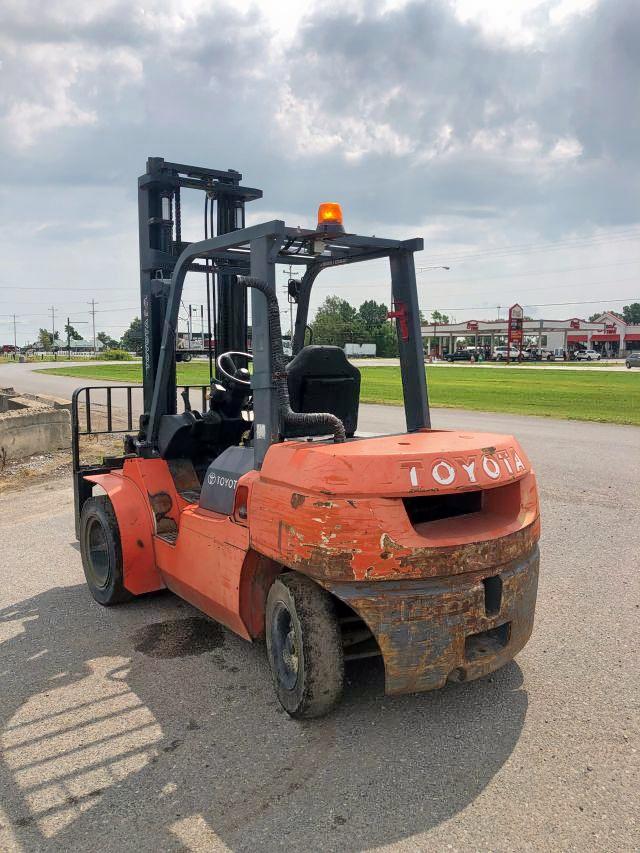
[[1, 368, 639, 851]]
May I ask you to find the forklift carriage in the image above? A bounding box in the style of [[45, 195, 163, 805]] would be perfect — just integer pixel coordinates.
[[73, 158, 540, 718]]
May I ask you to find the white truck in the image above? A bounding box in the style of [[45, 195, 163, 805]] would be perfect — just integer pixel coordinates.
[[344, 343, 376, 358]]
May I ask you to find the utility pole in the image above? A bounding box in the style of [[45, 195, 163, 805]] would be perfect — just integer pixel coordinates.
[[50, 306, 56, 356], [88, 299, 97, 354], [12, 314, 17, 357]]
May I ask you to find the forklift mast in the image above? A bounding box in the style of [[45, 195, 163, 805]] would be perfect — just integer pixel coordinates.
[[137, 158, 262, 413], [136, 157, 429, 466]]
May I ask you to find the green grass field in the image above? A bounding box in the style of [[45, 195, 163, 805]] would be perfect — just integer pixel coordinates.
[[39, 361, 640, 425]]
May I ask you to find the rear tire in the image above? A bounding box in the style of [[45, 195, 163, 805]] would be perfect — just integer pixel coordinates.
[[266, 573, 344, 719], [79, 496, 132, 606]]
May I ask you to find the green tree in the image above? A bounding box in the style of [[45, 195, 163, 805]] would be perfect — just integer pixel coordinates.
[[312, 297, 365, 347], [372, 321, 399, 357], [588, 310, 624, 322], [38, 328, 59, 351], [623, 303, 640, 324], [430, 310, 450, 325], [64, 322, 83, 341], [97, 331, 119, 349], [357, 300, 388, 332], [120, 317, 143, 353]]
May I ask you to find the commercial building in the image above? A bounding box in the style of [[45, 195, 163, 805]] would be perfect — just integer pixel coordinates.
[[421, 311, 640, 357]]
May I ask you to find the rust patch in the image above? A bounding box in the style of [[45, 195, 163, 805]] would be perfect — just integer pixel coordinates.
[[380, 533, 403, 560], [290, 492, 306, 509], [293, 545, 359, 581], [375, 523, 538, 579], [313, 500, 338, 508], [481, 446, 497, 454]]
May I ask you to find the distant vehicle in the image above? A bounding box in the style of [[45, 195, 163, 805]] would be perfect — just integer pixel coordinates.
[[575, 349, 601, 361], [492, 346, 528, 361], [445, 349, 476, 362], [625, 352, 640, 369], [524, 348, 545, 360], [344, 343, 376, 358], [2, 344, 17, 353], [541, 348, 566, 361]]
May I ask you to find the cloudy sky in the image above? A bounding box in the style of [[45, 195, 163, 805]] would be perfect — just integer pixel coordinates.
[[0, 0, 638, 345]]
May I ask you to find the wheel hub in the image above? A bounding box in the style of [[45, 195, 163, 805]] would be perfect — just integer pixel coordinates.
[[271, 603, 299, 691], [86, 518, 110, 589]]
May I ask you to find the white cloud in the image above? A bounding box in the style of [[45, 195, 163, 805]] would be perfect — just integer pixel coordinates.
[[550, 136, 583, 160], [0, 0, 637, 343]]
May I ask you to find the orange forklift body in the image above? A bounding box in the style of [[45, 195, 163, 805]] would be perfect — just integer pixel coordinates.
[[87, 427, 539, 695], [70, 158, 542, 716]]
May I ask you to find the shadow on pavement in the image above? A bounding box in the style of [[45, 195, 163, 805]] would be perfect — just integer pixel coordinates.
[[0, 584, 528, 852]]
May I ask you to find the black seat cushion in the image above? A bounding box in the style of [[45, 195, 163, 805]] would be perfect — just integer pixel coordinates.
[[285, 346, 360, 437]]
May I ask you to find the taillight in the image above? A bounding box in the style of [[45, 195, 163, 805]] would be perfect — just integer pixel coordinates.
[[233, 485, 249, 524]]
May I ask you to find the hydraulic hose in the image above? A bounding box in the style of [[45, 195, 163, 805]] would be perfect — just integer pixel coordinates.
[[237, 276, 346, 443]]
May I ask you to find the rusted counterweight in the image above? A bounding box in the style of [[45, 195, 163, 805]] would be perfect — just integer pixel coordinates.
[[246, 429, 541, 693], [321, 547, 539, 694]]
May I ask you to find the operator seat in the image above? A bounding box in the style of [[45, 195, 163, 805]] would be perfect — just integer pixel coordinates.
[[285, 345, 360, 438]]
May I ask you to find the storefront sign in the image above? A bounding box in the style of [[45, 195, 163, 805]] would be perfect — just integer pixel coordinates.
[[508, 303, 524, 360]]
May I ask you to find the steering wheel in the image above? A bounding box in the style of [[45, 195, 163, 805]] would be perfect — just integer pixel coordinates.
[[216, 351, 252, 387]]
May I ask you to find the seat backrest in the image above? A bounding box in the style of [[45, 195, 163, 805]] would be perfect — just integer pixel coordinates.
[[285, 345, 360, 437]]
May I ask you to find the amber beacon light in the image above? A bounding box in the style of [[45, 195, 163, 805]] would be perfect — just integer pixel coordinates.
[[316, 202, 345, 235]]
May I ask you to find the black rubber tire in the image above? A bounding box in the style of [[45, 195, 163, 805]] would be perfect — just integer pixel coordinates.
[[79, 496, 132, 606], [266, 573, 344, 719], [626, 362, 631, 369]]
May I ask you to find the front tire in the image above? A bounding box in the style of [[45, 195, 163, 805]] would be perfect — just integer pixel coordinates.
[[79, 496, 132, 606], [266, 573, 344, 719]]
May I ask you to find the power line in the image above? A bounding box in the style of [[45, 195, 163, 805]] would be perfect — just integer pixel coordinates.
[[420, 297, 639, 312], [0, 285, 133, 292], [424, 227, 640, 265], [0, 305, 140, 320], [314, 273, 640, 292], [415, 258, 640, 284]]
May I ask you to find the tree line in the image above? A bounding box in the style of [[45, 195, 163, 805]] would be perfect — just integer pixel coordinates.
[[34, 321, 139, 352], [31, 300, 640, 354]]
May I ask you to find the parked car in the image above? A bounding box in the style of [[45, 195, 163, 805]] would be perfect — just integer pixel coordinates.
[[575, 349, 601, 361], [445, 349, 476, 362], [543, 348, 567, 361], [625, 352, 640, 369], [492, 347, 528, 361]]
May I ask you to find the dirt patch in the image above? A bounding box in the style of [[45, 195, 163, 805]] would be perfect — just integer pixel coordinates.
[[0, 435, 124, 494], [133, 616, 225, 658], [0, 449, 71, 494]]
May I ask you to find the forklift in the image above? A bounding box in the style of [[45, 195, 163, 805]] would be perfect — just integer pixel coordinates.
[[73, 158, 540, 718]]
